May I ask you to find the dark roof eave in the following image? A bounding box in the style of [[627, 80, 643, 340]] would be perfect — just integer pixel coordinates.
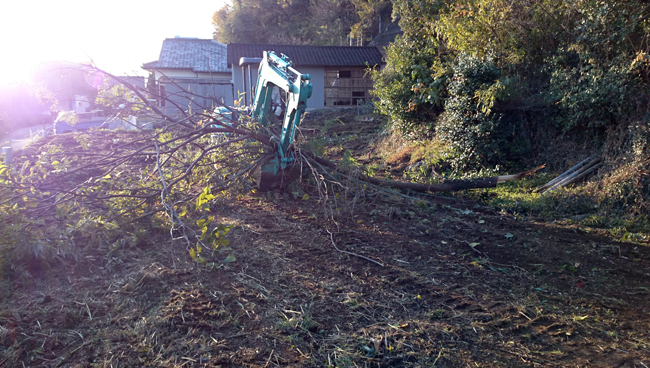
[[141, 65, 232, 74], [226, 44, 384, 67], [141, 61, 159, 70]]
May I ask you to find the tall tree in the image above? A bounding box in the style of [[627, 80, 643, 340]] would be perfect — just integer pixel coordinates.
[[372, 0, 650, 169], [213, 0, 362, 45], [349, 0, 392, 43]]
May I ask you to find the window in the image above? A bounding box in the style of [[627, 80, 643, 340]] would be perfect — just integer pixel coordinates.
[[324, 67, 374, 106]]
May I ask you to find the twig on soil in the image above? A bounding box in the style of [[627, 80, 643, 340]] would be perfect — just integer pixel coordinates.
[[326, 229, 384, 267], [264, 349, 275, 368], [74, 301, 92, 320], [154, 141, 193, 249], [54, 341, 91, 367], [450, 237, 489, 257], [303, 150, 545, 193], [432, 347, 444, 367], [302, 151, 424, 202], [519, 311, 532, 321]]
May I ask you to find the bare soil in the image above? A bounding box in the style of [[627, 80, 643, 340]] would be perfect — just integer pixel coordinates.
[[1, 111, 649, 367]]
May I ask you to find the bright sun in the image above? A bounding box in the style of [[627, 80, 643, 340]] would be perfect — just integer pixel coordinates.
[[0, 2, 96, 85], [0, 0, 224, 86]]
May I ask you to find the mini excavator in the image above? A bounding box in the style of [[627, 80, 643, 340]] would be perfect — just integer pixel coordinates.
[[239, 51, 313, 190]]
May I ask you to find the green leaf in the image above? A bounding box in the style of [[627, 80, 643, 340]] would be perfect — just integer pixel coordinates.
[[222, 254, 236, 264], [24, 199, 38, 208], [196, 186, 216, 209]]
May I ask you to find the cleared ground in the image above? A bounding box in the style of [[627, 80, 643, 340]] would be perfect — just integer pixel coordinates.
[[1, 112, 649, 367]]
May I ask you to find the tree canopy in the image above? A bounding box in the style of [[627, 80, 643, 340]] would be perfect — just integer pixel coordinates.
[[212, 0, 389, 45], [373, 0, 650, 170]]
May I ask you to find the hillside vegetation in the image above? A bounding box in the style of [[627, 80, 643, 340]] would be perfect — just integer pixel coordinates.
[[368, 0, 650, 238], [214, 0, 650, 237]]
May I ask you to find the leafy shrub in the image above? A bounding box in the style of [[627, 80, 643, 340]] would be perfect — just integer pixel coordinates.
[[435, 54, 524, 171], [371, 34, 448, 136], [547, 52, 635, 131], [599, 121, 650, 221]]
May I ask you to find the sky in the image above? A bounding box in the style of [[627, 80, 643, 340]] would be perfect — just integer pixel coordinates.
[[0, 0, 228, 86]]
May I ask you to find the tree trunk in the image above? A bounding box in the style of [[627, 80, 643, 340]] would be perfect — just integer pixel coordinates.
[[303, 151, 545, 193]]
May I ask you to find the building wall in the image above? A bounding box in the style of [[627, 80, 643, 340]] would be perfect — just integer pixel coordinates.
[[299, 66, 325, 109], [154, 69, 234, 115], [152, 63, 375, 112], [232, 64, 258, 107], [74, 95, 91, 113], [160, 80, 234, 116]]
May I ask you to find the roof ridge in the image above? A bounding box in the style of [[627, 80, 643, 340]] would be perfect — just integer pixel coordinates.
[[165, 37, 214, 41], [228, 43, 378, 48]]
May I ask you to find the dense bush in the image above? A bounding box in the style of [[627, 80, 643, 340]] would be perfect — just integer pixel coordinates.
[[368, 0, 650, 230], [373, 0, 650, 163], [547, 52, 635, 131], [371, 33, 447, 136], [436, 55, 518, 170]]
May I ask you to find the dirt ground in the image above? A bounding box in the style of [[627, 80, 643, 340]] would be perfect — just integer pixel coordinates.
[[1, 111, 650, 367]]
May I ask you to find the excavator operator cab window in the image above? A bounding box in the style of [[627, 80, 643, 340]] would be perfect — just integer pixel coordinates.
[[269, 86, 287, 127]]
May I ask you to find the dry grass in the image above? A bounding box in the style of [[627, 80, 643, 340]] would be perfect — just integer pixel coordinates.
[[373, 129, 409, 163]]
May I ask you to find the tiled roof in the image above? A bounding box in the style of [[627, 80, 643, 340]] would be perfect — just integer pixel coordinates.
[[143, 38, 230, 73], [227, 44, 384, 67]]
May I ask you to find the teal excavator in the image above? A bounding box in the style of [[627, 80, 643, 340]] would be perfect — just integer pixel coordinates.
[[238, 51, 313, 190]]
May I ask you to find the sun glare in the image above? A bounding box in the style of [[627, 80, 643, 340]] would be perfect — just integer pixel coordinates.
[[0, 3, 93, 86], [0, 0, 225, 87]]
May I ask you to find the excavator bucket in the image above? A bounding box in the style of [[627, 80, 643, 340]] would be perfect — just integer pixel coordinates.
[[254, 159, 300, 191]]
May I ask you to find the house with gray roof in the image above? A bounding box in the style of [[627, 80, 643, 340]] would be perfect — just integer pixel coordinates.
[[142, 37, 233, 115], [144, 38, 384, 113], [227, 44, 384, 109]]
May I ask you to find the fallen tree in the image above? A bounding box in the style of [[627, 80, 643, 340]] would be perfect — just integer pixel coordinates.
[[301, 151, 545, 193]]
